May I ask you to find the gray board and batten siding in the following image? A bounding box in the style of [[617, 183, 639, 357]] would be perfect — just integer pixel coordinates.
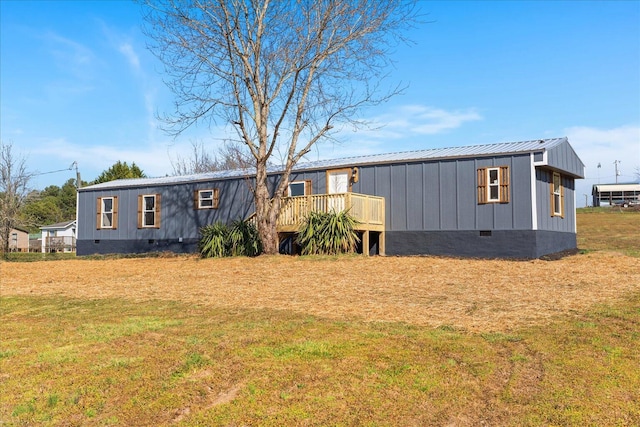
[[77, 137, 584, 258]]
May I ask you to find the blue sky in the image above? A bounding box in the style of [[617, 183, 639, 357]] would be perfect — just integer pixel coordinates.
[[1, 0, 639, 206]]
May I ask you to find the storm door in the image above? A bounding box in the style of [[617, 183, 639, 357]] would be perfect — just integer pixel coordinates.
[[326, 168, 351, 212]]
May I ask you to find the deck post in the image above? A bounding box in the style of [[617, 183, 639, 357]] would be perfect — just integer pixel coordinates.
[[362, 230, 370, 257], [379, 231, 385, 256]]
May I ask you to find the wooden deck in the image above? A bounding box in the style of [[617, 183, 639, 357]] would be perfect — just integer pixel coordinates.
[[277, 193, 385, 255]]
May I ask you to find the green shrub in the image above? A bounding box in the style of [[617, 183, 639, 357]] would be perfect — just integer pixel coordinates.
[[296, 210, 360, 255], [199, 222, 229, 258], [199, 220, 262, 258], [228, 219, 262, 257]]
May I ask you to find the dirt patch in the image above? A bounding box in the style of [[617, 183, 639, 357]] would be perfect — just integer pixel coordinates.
[[2, 251, 639, 332]]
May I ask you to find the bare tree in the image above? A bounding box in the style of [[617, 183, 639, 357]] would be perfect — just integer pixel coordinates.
[[142, 0, 417, 253], [171, 140, 250, 175], [0, 142, 33, 256]]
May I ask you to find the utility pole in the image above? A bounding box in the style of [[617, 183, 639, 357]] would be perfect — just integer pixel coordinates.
[[614, 160, 621, 184], [71, 161, 81, 189]]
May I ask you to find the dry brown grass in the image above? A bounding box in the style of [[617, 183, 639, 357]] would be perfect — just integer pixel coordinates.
[[3, 251, 638, 332], [2, 210, 639, 426]]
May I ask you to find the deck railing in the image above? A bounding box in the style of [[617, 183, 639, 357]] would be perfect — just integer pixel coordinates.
[[44, 236, 76, 253], [277, 193, 385, 231]]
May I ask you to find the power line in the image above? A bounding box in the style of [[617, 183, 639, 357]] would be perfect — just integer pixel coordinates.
[[32, 162, 77, 176], [32, 167, 74, 176], [32, 162, 82, 189]]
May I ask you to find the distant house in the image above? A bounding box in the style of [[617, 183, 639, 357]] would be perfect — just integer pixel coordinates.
[[41, 220, 77, 253], [3, 227, 29, 252], [592, 183, 640, 207], [76, 137, 584, 259]]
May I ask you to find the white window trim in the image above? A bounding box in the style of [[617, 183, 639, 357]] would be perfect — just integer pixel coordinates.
[[141, 194, 156, 228], [101, 197, 115, 229], [552, 172, 562, 216], [487, 167, 501, 202], [288, 181, 307, 197], [198, 189, 215, 209]]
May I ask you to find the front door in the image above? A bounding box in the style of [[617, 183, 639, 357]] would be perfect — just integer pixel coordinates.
[[326, 169, 351, 211], [327, 169, 350, 194]]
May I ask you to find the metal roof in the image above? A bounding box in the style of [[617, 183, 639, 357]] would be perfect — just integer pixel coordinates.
[[593, 183, 640, 192], [80, 137, 568, 191], [294, 137, 567, 171], [40, 220, 77, 230]]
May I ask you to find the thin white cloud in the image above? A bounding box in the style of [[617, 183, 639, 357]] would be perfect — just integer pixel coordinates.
[[565, 124, 640, 206], [566, 125, 640, 181], [408, 106, 483, 135], [31, 138, 176, 181], [44, 31, 96, 78], [113, 37, 162, 145], [119, 42, 141, 73], [355, 105, 483, 140], [301, 104, 483, 163], [29, 127, 236, 184]]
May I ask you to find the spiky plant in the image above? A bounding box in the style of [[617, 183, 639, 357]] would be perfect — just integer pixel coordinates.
[[198, 222, 229, 258], [228, 219, 262, 257], [296, 210, 360, 255]]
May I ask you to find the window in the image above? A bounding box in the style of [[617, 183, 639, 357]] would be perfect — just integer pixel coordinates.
[[194, 189, 219, 209], [551, 172, 564, 217], [138, 194, 161, 228], [288, 180, 312, 197], [488, 168, 500, 201], [477, 166, 510, 204], [143, 196, 155, 227], [96, 196, 118, 229]]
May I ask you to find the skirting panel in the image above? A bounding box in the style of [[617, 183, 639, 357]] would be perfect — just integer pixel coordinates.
[[78, 231, 576, 259], [77, 239, 199, 256], [385, 230, 577, 259]]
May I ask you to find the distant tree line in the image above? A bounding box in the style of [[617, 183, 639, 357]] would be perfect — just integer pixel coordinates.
[[21, 178, 79, 232], [17, 161, 147, 233]]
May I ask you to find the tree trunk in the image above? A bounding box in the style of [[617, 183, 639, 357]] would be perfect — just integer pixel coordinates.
[[254, 162, 281, 255], [1, 222, 10, 257], [255, 192, 280, 255]]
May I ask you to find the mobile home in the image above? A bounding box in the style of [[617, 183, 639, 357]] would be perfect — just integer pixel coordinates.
[[76, 137, 584, 258]]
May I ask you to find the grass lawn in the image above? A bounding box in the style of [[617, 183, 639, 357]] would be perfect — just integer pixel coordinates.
[[577, 207, 640, 257], [1, 208, 638, 426]]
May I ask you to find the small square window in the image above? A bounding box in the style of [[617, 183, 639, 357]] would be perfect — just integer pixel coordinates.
[[199, 190, 214, 208], [196, 189, 219, 209], [288, 180, 312, 197], [288, 182, 306, 197]]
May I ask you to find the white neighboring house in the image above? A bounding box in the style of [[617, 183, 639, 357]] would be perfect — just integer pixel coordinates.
[[41, 220, 77, 253]]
